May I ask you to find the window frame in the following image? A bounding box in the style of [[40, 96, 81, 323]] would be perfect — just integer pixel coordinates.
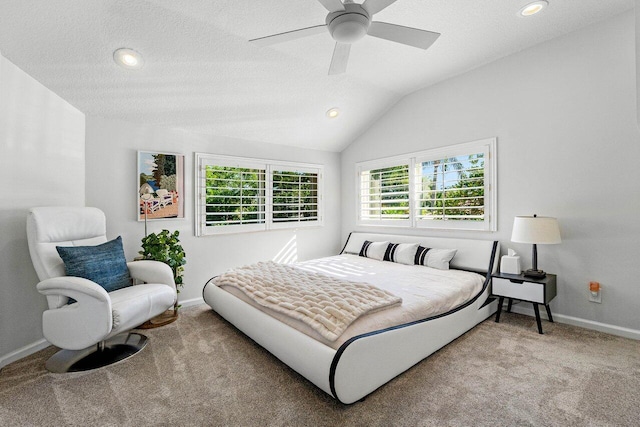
[[195, 153, 324, 236], [355, 138, 497, 232]]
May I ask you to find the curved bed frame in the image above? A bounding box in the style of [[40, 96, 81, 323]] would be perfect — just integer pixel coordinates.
[[203, 232, 499, 404]]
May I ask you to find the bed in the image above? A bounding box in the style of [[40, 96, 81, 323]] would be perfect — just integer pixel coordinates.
[[202, 232, 499, 404]]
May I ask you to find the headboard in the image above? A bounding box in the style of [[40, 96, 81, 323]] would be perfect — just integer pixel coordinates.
[[341, 232, 500, 274]]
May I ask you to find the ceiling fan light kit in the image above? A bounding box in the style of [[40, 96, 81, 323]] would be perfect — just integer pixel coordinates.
[[327, 7, 370, 44], [250, 0, 440, 75]]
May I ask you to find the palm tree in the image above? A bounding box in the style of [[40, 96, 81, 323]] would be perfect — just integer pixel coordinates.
[[426, 157, 464, 219]]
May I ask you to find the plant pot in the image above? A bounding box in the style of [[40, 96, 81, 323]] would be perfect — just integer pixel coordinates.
[[137, 308, 178, 329]]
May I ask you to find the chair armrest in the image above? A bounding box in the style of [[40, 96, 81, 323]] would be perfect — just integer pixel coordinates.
[[36, 277, 113, 350], [37, 277, 111, 306], [127, 260, 176, 291]]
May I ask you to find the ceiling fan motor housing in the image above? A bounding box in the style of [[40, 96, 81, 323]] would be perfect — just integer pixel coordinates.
[[326, 3, 371, 44]]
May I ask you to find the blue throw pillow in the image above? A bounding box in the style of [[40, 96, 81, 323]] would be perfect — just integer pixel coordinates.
[[56, 236, 132, 294]]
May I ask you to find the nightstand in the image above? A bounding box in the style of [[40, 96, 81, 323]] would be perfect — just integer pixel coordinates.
[[491, 272, 557, 334]]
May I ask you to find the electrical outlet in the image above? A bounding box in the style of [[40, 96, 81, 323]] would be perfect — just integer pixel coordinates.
[[589, 282, 602, 303]]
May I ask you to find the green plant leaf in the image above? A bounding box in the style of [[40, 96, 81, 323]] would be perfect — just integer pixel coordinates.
[[140, 229, 186, 295]]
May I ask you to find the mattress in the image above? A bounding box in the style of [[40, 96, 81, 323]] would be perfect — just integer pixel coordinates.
[[213, 254, 485, 349]]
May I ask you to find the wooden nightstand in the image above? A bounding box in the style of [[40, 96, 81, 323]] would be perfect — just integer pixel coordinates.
[[491, 272, 557, 334]]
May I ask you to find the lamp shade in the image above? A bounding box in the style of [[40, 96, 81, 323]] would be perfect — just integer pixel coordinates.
[[139, 183, 154, 199], [511, 215, 561, 244]]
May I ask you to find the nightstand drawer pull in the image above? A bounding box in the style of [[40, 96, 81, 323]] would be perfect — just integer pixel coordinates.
[[509, 279, 524, 284]]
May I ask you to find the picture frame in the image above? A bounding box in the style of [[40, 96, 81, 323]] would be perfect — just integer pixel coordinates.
[[137, 151, 185, 221]]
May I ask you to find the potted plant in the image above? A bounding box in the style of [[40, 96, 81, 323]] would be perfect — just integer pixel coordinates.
[[139, 230, 186, 323]]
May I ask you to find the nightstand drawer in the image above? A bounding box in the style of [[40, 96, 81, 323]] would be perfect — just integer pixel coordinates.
[[492, 277, 544, 303]]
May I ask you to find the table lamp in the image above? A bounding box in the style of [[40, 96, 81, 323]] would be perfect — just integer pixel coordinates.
[[511, 214, 561, 278], [139, 183, 155, 237]]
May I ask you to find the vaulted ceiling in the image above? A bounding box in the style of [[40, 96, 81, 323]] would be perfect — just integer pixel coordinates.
[[0, 0, 633, 151]]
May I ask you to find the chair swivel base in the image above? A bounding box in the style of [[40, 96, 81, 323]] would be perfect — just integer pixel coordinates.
[[45, 332, 148, 374]]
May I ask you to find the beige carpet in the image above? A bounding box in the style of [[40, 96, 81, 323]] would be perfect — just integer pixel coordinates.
[[1, 304, 639, 426]]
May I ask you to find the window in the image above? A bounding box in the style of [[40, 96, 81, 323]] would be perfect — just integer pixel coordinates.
[[359, 162, 411, 226], [357, 138, 496, 231], [202, 164, 266, 230], [196, 154, 323, 235], [272, 169, 320, 224]]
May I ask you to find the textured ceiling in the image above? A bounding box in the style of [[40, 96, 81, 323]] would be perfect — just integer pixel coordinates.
[[0, 0, 633, 152]]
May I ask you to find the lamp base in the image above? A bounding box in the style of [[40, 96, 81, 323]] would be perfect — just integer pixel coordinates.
[[523, 269, 547, 279]]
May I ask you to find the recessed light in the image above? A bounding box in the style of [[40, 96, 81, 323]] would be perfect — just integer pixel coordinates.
[[326, 108, 340, 118], [519, 1, 548, 17], [113, 48, 144, 70]]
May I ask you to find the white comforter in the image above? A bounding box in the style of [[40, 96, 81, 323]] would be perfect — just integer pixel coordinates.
[[218, 254, 485, 349]]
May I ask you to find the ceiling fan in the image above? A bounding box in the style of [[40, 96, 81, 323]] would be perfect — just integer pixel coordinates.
[[250, 0, 441, 75]]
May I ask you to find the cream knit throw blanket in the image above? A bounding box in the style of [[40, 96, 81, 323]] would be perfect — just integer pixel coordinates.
[[213, 261, 402, 341]]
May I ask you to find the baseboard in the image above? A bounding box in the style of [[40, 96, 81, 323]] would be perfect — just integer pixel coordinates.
[[507, 303, 640, 340], [179, 296, 204, 308], [0, 338, 50, 369]]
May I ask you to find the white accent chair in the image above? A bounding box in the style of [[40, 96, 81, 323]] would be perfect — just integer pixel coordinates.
[[155, 189, 173, 207], [26, 207, 177, 373]]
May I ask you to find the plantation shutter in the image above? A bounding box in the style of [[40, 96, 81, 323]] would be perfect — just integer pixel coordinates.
[[358, 162, 411, 226], [271, 167, 320, 225], [414, 153, 486, 223], [196, 154, 324, 236], [355, 138, 496, 231], [198, 157, 267, 234]]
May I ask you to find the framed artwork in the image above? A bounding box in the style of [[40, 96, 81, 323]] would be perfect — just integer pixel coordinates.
[[138, 151, 185, 221]]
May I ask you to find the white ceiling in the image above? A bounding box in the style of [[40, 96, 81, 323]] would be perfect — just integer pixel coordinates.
[[0, 0, 633, 152]]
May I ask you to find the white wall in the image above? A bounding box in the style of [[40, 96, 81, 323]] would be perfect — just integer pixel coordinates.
[[85, 116, 342, 304], [341, 12, 640, 333], [636, 0, 640, 127], [0, 53, 85, 365]]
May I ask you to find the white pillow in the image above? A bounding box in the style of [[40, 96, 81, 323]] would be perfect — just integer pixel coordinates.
[[384, 243, 419, 265], [415, 246, 457, 270], [359, 240, 389, 261]]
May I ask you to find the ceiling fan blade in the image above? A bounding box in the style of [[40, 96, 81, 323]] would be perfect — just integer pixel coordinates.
[[362, 0, 397, 15], [317, 0, 346, 13], [367, 22, 440, 50], [328, 42, 351, 75], [250, 24, 327, 47]]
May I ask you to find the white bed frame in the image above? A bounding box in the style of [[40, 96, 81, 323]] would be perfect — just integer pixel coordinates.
[[203, 232, 500, 404]]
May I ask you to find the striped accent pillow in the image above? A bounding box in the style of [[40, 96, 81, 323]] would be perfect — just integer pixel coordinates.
[[415, 246, 457, 270], [359, 240, 389, 261], [383, 243, 419, 265]]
